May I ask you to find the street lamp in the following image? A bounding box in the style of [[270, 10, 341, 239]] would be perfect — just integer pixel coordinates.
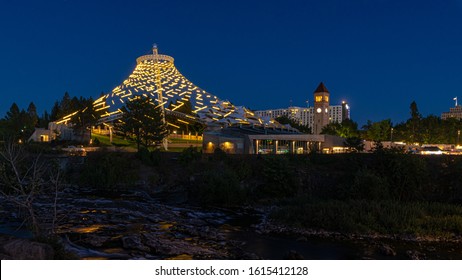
[[458, 130, 460, 146], [390, 127, 394, 142]]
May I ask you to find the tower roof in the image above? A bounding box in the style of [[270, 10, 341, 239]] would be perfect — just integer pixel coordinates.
[[314, 82, 329, 93]]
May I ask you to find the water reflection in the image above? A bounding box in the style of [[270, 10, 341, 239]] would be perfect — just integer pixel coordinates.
[[72, 224, 104, 234]]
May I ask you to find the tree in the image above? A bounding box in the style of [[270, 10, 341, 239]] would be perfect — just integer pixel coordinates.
[[5, 103, 21, 122], [321, 122, 341, 136], [27, 102, 38, 128], [38, 110, 50, 128], [115, 96, 168, 151], [275, 115, 311, 134], [420, 115, 444, 144], [0, 141, 62, 237], [321, 119, 359, 138], [407, 101, 422, 144], [3, 103, 23, 140], [59, 92, 72, 118], [344, 137, 364, 153], [24, 102, 39, 138], [362, 119, 392, 142], [70, 97, 99, 138], [50, 101, 61, 121], [2, 102, 49, 141]]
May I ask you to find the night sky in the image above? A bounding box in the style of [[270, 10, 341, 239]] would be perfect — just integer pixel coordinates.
[[1, 0, 461, 126]]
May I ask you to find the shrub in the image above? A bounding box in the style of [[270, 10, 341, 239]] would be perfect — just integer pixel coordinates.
[[179, 146, 201, 164], [79, 152, 139, 192], [189, 165, 246, 206], [270, 198, 462, 236], [385, 155, 428, 201], [137, 147, 162, 166], [92, 137, 100, 146], [349, 168, 390, 200], [258, 156, 297, 199], [212, 147, 227, 161]]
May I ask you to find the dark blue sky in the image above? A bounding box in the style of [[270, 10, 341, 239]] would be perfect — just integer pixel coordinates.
[[1, 0, 461, 126]]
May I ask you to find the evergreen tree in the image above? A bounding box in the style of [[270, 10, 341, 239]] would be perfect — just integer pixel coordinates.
[[1, 103, 33, 141], [70, 97, 100, 136], [50, 101, 61, 121], [59, 92, 72, 117], [407, 101, 422, 143], [4, 103, 23, 138], [5, 103, 20, 122], [27, 102, 38, 128], [39, 110, 50, 128], [115, 96, 168, 151]]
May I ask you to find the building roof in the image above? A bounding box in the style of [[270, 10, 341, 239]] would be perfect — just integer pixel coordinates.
[[314, 82, 329, 93], [88, 45, 275, 127], [206, 125, 301, 137]]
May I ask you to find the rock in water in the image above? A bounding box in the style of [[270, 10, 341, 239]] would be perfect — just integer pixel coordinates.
[[379, 244, 396, 257], [285, 250, 304, 260], [121, 235, 150, 252], [2, 239, 54, 260], [406, 250, 426, 260]]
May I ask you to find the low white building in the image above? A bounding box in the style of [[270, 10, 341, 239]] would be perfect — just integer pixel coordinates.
[[28, 128, 56, 142]]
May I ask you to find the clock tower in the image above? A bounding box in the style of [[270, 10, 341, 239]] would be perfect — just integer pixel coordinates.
[[313, 82, 330, 134]]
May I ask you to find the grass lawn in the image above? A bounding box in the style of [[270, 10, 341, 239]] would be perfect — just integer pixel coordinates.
[[93, 134, 135, 148], [92, 134, 202, 152], [169, 138, 202, 144]]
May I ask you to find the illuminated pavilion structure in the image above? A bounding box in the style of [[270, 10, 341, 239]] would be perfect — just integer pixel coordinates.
[[43, 44, 284, 145], [84, 45, 275, 128]]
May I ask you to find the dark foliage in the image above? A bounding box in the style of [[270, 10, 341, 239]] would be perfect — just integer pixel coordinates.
[[78, 152, 139, 191]]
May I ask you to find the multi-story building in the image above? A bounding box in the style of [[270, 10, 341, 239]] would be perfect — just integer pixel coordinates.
[[255, 82, 350, 134], [256, 106, 312, 126], [441, 105, 462, 120]]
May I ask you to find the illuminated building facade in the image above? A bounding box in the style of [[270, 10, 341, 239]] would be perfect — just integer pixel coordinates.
[[203, 125, 346, 154], [441, 105, 462, 120], [313, 82, 330, 134], [254, 83, 350, 134]]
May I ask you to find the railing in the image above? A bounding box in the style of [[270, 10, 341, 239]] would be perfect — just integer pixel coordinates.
[[136, 54, 174, 64]]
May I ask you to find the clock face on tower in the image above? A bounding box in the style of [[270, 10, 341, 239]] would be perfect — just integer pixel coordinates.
[[316, 108, 322, 113]]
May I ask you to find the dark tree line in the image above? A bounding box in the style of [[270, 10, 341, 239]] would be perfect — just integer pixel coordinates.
[[1, 92, 98, 141], [322, 101, 462, 146], [0, 102, 41, 141]]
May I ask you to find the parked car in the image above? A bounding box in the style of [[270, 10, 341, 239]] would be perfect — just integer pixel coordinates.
[[420, 146, 443, 155], [66, 145, 87, 156]]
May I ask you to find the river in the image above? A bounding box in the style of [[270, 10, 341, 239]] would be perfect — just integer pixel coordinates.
[[1, 190, 461, 260]]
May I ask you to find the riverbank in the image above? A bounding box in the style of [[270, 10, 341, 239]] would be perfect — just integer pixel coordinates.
[[2, 187, 462, 260]]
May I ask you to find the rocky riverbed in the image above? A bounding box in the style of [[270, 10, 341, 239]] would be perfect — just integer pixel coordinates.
[[1, 187, 258, 260], [1, 186, 462, 260]]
